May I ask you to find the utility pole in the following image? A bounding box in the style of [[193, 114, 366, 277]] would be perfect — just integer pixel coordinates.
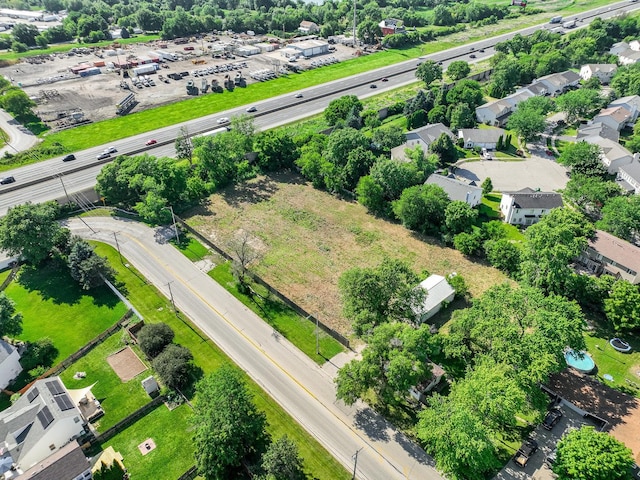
[[57, 174, 71, 204], [352, 0, 357, 46], [113, 232, 123, 263], [167, 281, 177, 312], [165, 206, 180, 244], [352, 448, 363, 480], [315, 314, 320, 356]]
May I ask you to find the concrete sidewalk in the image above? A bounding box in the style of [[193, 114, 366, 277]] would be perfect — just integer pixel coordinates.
[[0, 109, 38, 156]]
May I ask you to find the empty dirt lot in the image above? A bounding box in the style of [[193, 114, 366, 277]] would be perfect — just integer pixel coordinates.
[[185, 172, 510, 335], [0, 35, 356, 126]]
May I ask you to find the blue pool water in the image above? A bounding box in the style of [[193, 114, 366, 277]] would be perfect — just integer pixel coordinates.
[[564, 349, 595, 373]]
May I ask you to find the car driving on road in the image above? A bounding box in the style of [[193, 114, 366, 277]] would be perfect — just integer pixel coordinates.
[[246, 106, 257, 113], [62, 154, 76, 162], [104, 146, 117, 154], [0, 176, 15, 185], [217, 117, 229, 124], [146, 139, 157, 146], [96, 152, 111, 160]]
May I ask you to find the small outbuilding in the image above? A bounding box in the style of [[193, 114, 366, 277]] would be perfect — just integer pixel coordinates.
[[416, 274, 456, 322], [142, 375, 160, 397]]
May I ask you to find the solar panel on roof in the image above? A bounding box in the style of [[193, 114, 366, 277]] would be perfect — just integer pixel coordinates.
[[54, 393, 74, 411], [45, 380, 64, 395], [37, 406, 54, 429], [26, 387, 39, 402]]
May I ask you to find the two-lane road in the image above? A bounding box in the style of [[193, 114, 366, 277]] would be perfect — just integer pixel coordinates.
[[66, 216, 445, 480]]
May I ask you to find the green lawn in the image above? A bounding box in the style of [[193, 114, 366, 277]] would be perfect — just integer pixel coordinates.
[[90, 242, 349, 480], [5, 262, 127, 364], [585, 334, 640, 395], [208, 261, 345, 364], [479, 193, 502, 221], [58, 332, 151, 432], [173, 236, 210, 262]]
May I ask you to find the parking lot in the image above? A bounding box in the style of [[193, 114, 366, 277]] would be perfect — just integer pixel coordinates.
[[0, 35, 357, 126]]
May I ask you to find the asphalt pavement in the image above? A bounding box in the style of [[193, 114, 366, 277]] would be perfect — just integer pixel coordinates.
[[0, 108, 38, 156], [65, 216, 445, 480]]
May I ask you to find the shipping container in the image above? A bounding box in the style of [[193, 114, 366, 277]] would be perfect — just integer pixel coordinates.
[[133, 64, 158, 76]]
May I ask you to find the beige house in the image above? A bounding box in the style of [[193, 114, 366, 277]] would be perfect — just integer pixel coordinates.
[[577, 230, 640, 284]]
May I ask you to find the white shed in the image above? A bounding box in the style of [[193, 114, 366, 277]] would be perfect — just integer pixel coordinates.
[[0, 339, 21, 389], [417, 275, 455, 322]]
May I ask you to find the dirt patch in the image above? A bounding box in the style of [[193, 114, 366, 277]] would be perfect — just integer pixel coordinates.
[[185, 172, 509, 336], [547, 369, 640, 462], [107, 347, 147, 382]]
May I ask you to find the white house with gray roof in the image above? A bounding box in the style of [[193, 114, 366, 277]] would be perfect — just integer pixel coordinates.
[[582, 136, 635, 174], [499, 188, 563, 226], [19, 440, 91, 480], [0, 340, 22, 390], [425, 174, 482, 207], [0, 377, 89, 475], [577, 122, 619, 143], [579, 64, 617, 84], [592, 105, 634, 131], [617, 160, 640, 194], [404, 123, 454, 151], [531, 71, 581, 96], [458, 128, 506, 150], [475, 99, 513, 126]]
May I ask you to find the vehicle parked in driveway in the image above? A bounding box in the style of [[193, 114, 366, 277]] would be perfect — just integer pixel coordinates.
[[62, 154, 76, 162], [543, 407, 563, 430], [0, 176, 15, 185], [514, 439, 538, 467]]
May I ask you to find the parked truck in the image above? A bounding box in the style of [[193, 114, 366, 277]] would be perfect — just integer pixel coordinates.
[[156, 50, 177, 62], [133, 64, 158, 76], [550, 15, 562, 24], [562, 19, 577, 28]]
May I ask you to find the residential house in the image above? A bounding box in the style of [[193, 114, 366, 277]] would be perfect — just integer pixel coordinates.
[[504, 88, 536, 106], [577, 122, 619, 143], [404, 123, 454, 151], [298, 21, 319, 34], [475, 99, 513, 126], [577, 230, 640, 284], [425, 174, 483, 207], [531, 71, 581, 96], [378, 18, 405, 36], [609, 95, 640, 123], [409, 364, 446, 404], [582, 136, 635, 174], [0, 377, 90, 475], [579, 64, 617, 84], [499, 187, 563, 226], [609, 41, 630, 56], [592, 105, 634, 131], [618, 48, 640, 66], [416, 274, 456, 322], [19, 440, 91, 480], [617, 160, 640, 194], [458, 127, 506, 150], [523, 83, 548, 97], [0, 339, 22, 390]]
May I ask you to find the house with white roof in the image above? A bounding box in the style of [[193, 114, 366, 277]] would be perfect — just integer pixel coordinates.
[[500, 188, 563, 226], [458, 127, 506, 150], [416, 274, 455, 322], [424, 174, 482, 207], [618, 49, 640, 65], [579, 64, 617, 84], [0, 339, 22, 390], [617, 160, 640, 194], [0, 377, 92, 475], [577, 230, 640, 284]]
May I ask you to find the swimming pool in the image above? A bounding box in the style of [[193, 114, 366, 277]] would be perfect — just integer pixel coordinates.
[[564, 349, 595, 374]]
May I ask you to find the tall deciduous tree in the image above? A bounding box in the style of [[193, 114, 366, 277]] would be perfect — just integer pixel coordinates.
[[0, 293, 22, 338], [562, 174, 622, 218], [67, 237, 115, 290], [193, 366, 269, 480], [415, 60, 443, 87], [152, 344, 194, 390], [444, 201, 478, 235], [0, 202, 64, 264], [417, 394, 500, 480], [258, 435, 304, 480], [555, 89, 603, 124], [324, 95, 362, 126], [335, 322, 436, 406], [137, 322, 175, 358], [604, 280, 640, 331], [506, 103, 546, 143], [393, 183, 450, 234], [553, 426, 634, 480], [597, 195, 640, 243], [447, 60, 471, 81], [1, 89, 36, 119], [558, 141, 608, 179], [338, 257, 425, 337]]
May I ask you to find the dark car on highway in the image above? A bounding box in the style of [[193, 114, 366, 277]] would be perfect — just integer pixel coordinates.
[[0, 176, 16, 185], [543, 407, 563, 430], [62, 154, 76, 162]]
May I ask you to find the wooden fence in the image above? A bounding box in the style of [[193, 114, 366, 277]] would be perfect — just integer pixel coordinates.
[[176, 218, 350, 349]]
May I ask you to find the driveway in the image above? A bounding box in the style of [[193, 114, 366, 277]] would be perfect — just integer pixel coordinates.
[[65, 217, 445, 480], [455, 152, 569, 193]]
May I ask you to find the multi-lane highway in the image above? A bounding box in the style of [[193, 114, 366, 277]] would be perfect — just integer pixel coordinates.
[[1, 0, 638, 214]]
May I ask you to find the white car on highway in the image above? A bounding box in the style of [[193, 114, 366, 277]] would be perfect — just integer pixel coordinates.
[[217, 117, 229, 124]]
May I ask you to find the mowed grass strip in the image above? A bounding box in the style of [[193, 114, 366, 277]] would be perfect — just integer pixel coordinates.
[[185, 172, 509, 335], [208, 261, 344, 364], [58, 332, 151, 432], [5, 262, 127, 363], [90, 241, 350, 480]]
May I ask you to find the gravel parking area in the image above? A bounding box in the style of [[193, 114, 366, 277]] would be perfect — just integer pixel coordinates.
[[0, 35, 356, 126]]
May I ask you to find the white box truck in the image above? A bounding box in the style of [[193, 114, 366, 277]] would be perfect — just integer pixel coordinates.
[[562, 19, 577, 28]]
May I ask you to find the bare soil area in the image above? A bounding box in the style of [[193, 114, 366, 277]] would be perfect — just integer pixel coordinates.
[[0, 36, 356, 127], [185, 172, 509, 336]]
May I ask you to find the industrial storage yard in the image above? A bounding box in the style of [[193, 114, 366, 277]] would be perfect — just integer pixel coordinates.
[[0, 34, 358, 127]]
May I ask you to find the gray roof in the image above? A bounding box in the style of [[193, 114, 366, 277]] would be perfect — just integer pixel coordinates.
[[425, 174, 482, 203], [588, 230, 640, 274], [0, 377, 82, 468], [407, 123, 453, 145], [577, 122, 619, 142], [583, 63, 617, 74], [20, 441, 89, 480], [459, 128, 506, 143], [619, 160, 640, 182], [503, 187, 563, 209], [0, 339, 16, 363]]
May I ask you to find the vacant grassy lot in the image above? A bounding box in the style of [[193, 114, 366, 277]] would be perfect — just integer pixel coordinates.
[[4, 262, 127, 363], [185, 173, 508, 335], [59, 332, 151, 432], [91, 242, 349, 480]]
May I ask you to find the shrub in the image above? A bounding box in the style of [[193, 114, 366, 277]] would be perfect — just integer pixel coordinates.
[[153, 344, 194, 390], [137, 322, 175, 358]]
